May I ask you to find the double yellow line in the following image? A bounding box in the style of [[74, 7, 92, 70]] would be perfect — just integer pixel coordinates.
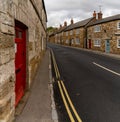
[[51, 49, 82, 122]]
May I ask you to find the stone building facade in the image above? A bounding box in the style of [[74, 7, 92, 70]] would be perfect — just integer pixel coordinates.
[[0, 0, 47, 121], [63, 19, 88, 48], [87, 14, 120, 54], [52, 18, 95, 48]]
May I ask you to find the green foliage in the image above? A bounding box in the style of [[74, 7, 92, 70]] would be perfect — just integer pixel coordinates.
[[47, 27, 57, 32]]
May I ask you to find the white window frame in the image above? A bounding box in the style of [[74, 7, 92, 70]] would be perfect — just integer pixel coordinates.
[[117, 22, 120, 29], [94, 39, 101, 47], [66, 32, 68, 36], [76, 29, 80, 35], [94, 25, 101, 32], [75, 38, 80, 44], [70, 30, 73, 35], [71, 39, 74, 44], [66, 40, 69, 44], [117, 39, 120, 48]]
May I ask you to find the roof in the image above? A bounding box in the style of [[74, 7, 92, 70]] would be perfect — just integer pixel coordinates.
[[42, 0, 47, 22], [56, 26, 68, 34], [88, 14, 120, 27], [64, 17, 94, 31], [49, 32, 55, 37]]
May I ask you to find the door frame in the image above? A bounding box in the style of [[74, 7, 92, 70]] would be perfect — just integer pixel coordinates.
[[15, 20, 28, 106], [105, 39, 110, 53]]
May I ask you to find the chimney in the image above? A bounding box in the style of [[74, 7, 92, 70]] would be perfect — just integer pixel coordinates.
[[98, 11, 103, 20], [71, 18, 74, 24], [93, 11, 96, 19], [93, 11, 97, 21], [60, 24, 62, 29], [64, 21, 67, 26]]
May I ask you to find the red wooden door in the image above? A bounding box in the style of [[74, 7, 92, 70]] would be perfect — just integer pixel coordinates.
[[15, 27, 26, 106], [89, 39, 91, 49]]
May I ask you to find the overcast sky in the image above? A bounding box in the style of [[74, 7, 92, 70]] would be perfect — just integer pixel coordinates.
[[44, 0, 120, 27]]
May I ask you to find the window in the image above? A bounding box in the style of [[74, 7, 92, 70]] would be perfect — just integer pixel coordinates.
[[117, 22, 120, 29], [76, 29, 80, 35], [94, 25, 101, 32], [66, 40, 69, 44], [66, 32, 68, 36], [71, 39, 74, 44], [117, 39, 120, 48], [15, 30, 22, 38], [75, 38, 80, 44], [94, 39, 101, 47], [70, 30, 73, 35]]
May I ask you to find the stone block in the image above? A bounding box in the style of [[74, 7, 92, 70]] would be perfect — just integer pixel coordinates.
[[9, 48, 15, 60], [1, 23, 14, 35], [0, 98, 15, 122], [0, 60, 15, 85], [0, 99, 11, 119], [1, 23, 8, 33], [0, 34, 14, 49], [13, 0, 18, 6], [0, 49, 10, 65], [0, 0, 8, 12], [0, 77, 14, 101], [0, 10, 13, 27]]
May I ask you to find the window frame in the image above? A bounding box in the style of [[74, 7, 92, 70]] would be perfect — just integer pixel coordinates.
[[117, 39, 120, 48], [75, 38, 80, 44], [117, 22, 120, 29], [94, 39, 101, 47], [76, 29, 80, 35], [66, 40, 69, 44], [66, 32, 68, 36], [70, 30, 73, 35], [94, 25, 101, 32], [71, 39, 74, 44]]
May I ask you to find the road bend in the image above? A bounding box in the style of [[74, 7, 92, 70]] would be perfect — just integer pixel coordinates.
[[49, 43, 120, 122]]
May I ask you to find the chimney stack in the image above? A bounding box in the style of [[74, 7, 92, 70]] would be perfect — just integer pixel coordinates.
[[71, 18, 74, 24], [93, 11, 96, 18], [93, 11, 97, 21], [98, 11, 103, 20], [60, 24, 62, 28], [64, 21, 67, 26]]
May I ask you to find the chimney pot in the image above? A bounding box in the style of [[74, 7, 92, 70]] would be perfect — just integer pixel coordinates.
[[98, 11, 103, 20], [71, 19, 74, 24], [60, 24, 62, 28], [93, 11, 96, 18], [64, 21, 67, 26]]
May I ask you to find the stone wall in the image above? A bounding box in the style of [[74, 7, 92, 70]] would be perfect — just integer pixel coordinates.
[[0, 0, 47, 121], [61, 28, 85, 47], [87, 20, 120, 54]]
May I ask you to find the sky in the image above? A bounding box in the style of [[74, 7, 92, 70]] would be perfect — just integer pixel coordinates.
[[44, 0, 120, 27]]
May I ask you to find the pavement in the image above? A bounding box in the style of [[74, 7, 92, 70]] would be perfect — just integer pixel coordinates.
[[63, 45, 120, 60], [15, 49, 58, 122]]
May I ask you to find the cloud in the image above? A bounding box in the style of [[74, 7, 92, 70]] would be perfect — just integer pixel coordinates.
[[44, 0, 120, 27]]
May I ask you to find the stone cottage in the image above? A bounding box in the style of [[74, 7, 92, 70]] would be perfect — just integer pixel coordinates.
[[87, 11, 120, 54], [63, 18, 95, 48], [0, 0, 47, 121], [55, 22, 68, 44]]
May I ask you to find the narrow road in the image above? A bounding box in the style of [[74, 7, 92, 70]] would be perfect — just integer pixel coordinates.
[[49, 43, 120, 122]]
